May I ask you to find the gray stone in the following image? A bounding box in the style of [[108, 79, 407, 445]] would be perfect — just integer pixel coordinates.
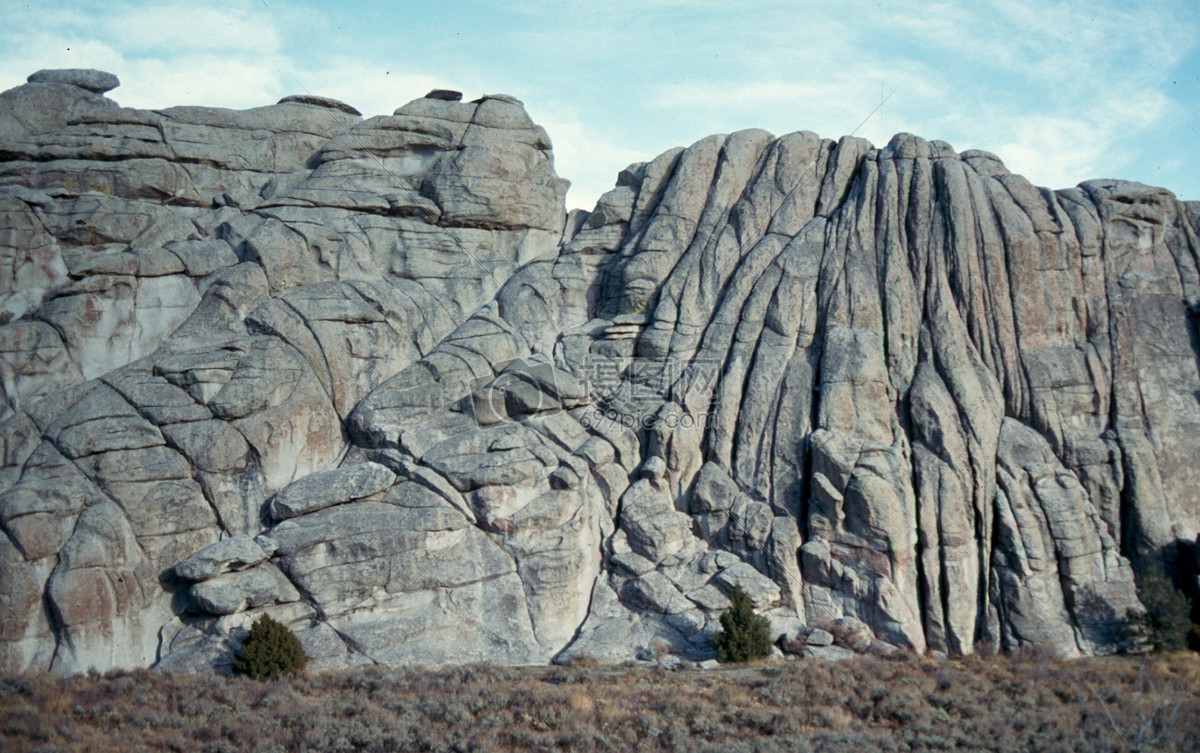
[[826, 617, 873, 652], [161, 420, 250, 474], [686, 584, 731, 612], [277, 95, 362, 116], [27, 69, 119, 93], [806, 645, 857, 661], [620, 480, 692, 563], [713, 562, 781, 609], [611, 549, 656, 576], [174, 535, 271, 582], [269, 461, 396, 520], [698, 551, 741, 574], [189, 563, 300, 615], [806, 628, 834, 647], [762, 607, 804, 642], [620, 571, 690, 614], [690, 461, 739, 513], [56, 416, 164, 458], [164, 239, 238, 277]]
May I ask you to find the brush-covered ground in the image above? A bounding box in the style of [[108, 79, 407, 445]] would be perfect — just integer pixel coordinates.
[[3, 652, 1199, 752]]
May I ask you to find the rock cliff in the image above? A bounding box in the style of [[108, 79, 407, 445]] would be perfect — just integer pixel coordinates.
[[1, 69, 1197, 674]]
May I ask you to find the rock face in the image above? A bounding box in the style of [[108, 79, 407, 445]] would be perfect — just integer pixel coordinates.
[[1, 69, 1196, 674]]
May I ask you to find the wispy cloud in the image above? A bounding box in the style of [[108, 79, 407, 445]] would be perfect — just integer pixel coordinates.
[[533, 111, 648, 211], [987, 90, 1176, 188], [103, 2, 283, 55], [639, 0, 1198, 194]]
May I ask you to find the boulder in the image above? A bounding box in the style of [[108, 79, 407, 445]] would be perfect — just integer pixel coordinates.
[[27, 69, 120, 93], [268, 462, 396, 520], [276, 94, 362, 116], [174, 535, 273, 582], [189, 563, 300, 615], [806, 628, 834, 647], [806, 645, 857, 661], [713, 562, 782, 610]]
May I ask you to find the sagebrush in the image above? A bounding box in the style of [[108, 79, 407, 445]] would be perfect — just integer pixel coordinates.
[[5, 654, 1200, 752]]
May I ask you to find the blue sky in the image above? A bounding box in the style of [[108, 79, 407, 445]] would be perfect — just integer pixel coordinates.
[[2, 0, 1198, 210]]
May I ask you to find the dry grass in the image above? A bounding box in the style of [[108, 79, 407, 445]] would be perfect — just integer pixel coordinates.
[[3, 652, 1199, 752]]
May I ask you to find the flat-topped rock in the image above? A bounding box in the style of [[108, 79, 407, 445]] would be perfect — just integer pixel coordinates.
[[27, 68, 120, 93], [276, 94, 362, 116]]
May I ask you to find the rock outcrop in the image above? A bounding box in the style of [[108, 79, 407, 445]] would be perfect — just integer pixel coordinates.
[[1, 69, 1197, 674]]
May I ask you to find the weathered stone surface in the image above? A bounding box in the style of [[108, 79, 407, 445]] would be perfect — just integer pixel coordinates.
[[188, 563, 299, 615], [689, 461, 739, 513], [276, 94, 362, 116], [44, 500, 172, 673], [806, 627, 834, 647], [619, 479, 693, 563], [620, 570, 691, 614], [992, 418, 1138, 655], [0, 70, 1194, 675], [27, 69, 120, 93], [553, 580, 701, 664], [174, 535, 272, 582], [713, 562, 781, 610], [208, 337, 346, 492], [806, 644, 857, 661], [269, 461, 396, 520], [0, 535, 56, 672]]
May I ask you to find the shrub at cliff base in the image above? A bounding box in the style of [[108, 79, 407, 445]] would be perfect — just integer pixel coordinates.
[[712, 585, 772, 662], [1125, 564, 1195, 652], [232, 615, 308, 681]]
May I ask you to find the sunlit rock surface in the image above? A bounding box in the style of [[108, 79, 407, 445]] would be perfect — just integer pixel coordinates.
[[2, 69, 1197, 674]]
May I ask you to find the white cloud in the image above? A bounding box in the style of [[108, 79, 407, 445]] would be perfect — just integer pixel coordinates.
[[986, 89, 1176, 188], [118, 56, 284, 110], [103, 2, 282, 55], [535, 114, 648, 210]]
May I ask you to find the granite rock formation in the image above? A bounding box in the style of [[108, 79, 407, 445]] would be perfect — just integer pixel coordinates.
[[1, 69, 1197, 674]]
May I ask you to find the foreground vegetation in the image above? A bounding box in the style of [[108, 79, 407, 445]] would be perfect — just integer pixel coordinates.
[[3, 652, 1199, 752]]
